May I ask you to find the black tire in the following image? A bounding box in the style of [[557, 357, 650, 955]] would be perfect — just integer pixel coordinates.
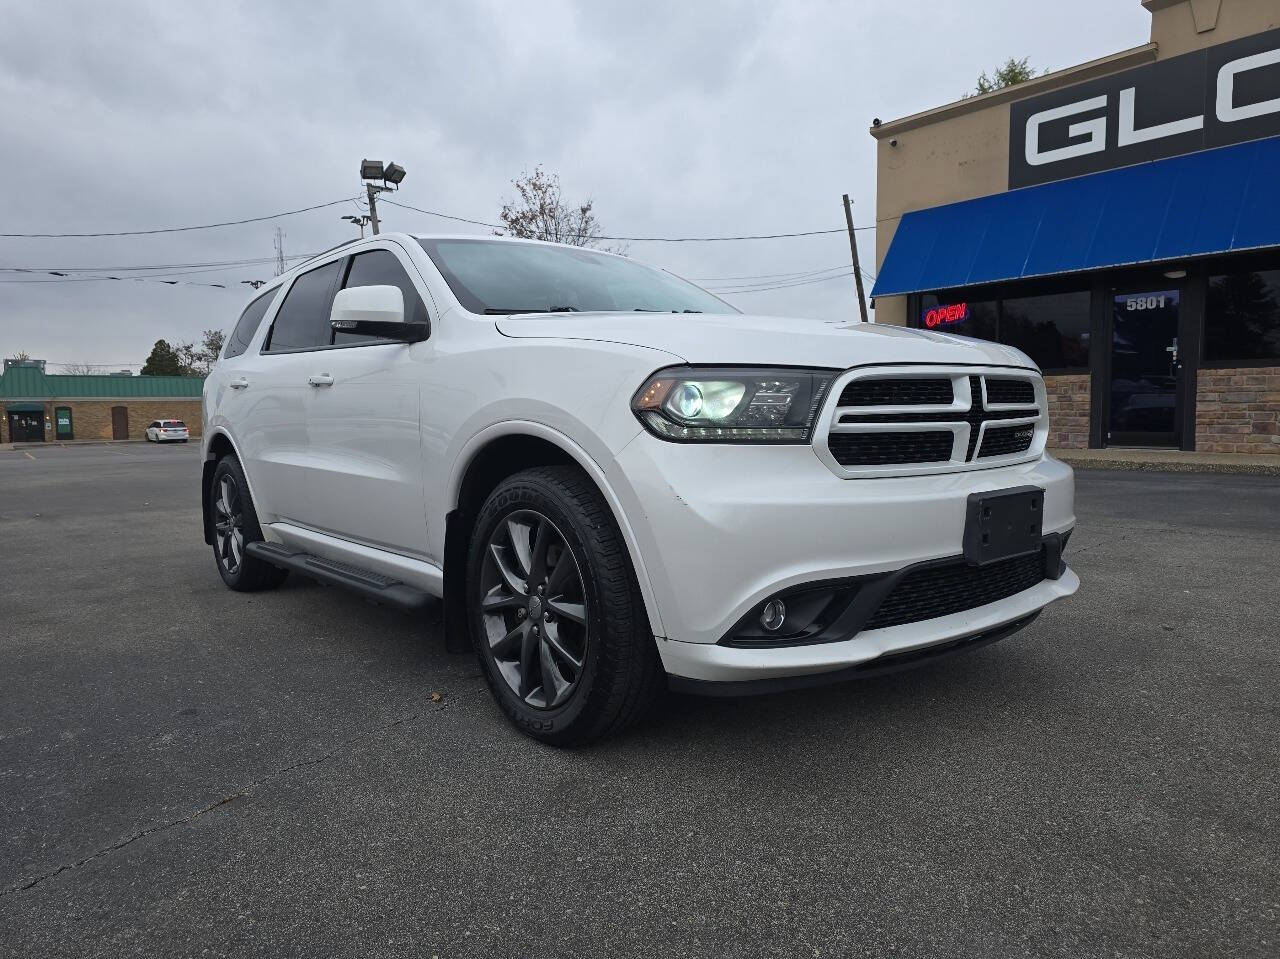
[[209, 455, 289, 592], [467, 465, 663, 746]]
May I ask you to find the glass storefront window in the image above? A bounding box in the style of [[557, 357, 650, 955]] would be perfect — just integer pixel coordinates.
[[1205, 269, 1280, 363], [918, 295, 997, 341], [916, 290, 1090, 372], [1000, 291, 1091, 371]]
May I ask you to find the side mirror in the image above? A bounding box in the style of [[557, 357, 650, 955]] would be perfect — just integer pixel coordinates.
[[329, 285, 428, 342]]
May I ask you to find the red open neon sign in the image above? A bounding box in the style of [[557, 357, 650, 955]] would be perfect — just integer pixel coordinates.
[[923, 303, 970, 328]]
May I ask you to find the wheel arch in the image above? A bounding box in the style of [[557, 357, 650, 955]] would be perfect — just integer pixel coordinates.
[[201, 429, 251, 546], [442, 422, 666, 652]]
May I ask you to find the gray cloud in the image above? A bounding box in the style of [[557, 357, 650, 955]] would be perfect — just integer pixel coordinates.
[[0, 0, 1150, 369]]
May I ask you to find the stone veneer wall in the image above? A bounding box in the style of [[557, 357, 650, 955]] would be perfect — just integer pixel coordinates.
[[1196, 367, 1280, 454], [1044, 374, 1091, 450]]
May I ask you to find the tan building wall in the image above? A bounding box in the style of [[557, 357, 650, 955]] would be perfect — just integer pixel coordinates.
[[1146, 0, 1279, 58], [1195, 367, 1280, 453], [871, 0, 1273, 326], [1, 399, 202, 444]]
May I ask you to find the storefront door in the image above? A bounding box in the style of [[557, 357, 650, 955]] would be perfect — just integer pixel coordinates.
[[7, 411, 44, 442], [1108, 289, 1181, 447]]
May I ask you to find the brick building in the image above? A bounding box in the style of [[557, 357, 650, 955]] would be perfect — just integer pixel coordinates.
[[0, 360, 203, 444], [870, 0, 1280, 455]]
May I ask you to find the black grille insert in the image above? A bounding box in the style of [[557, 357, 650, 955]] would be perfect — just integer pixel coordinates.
[[978, 424, 1035, 458], [838, 378, 952, 407], [829, 431, 954, 466], [865, 549, 1047, 631], [985, 378, 1035, 406]]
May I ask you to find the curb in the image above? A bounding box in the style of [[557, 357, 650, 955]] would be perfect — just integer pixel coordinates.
[[1053, 452, 1280, 476]]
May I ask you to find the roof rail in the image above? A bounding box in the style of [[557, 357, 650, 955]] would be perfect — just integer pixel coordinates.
[[291, 237, 362, 272]]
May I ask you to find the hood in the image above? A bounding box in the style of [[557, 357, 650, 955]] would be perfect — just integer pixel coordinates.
[[495, 312, 1035, 370]]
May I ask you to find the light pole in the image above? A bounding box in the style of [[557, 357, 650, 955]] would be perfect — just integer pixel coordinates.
[[359, 159, 407, 235]]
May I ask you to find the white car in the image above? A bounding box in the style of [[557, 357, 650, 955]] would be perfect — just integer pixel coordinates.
[[201, 233, 1078, 744], [145, 419, 190, 442]]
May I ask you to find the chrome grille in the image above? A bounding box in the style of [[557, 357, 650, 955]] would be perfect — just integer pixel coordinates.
[[816, 366, 1045, 478]]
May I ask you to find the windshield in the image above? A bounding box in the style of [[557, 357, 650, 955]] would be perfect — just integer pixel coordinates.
[[416, 238, 737, 316], [162, 421, 186, 428]]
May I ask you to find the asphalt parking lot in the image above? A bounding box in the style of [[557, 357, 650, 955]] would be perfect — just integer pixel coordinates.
[[1, 443, 1276, 958]]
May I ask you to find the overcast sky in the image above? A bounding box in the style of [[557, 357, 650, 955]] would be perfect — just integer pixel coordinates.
[[0, 0, 1152, 370]]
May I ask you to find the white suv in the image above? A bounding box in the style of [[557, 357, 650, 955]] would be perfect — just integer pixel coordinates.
[[201, 233, 1078, 744]]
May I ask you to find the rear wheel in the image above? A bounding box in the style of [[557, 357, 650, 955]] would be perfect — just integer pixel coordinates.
[[210, 456, 288, 592], [467, 466, 663, 746]]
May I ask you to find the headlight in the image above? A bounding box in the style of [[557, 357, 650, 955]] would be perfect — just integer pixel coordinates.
[[632, 366, 835, 442]]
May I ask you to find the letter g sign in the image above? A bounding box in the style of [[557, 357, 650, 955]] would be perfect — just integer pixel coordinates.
[[1025, 95, 1108, 166]]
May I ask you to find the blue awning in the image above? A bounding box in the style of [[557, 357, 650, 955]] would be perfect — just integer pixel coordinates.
[[871, 135, 1280, 298]]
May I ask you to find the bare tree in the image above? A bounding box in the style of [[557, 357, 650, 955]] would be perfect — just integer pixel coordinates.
[[57, 362, 100, 375], [497, 166, 624, 252]]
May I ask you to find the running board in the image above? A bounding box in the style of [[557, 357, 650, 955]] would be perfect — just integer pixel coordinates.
[[245, 542, 431, 611]]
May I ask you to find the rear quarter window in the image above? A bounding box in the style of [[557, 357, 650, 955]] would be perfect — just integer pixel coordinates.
[[224, 289, 277, 359]]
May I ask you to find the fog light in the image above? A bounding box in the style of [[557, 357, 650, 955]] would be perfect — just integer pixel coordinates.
[[760, 599, 786, 632]]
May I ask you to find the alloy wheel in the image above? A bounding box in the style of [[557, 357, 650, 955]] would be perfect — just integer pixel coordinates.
[[212, 474, 245, 575], [479, 509, 589, 709]]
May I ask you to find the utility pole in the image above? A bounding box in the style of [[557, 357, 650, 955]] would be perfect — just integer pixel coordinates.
[[365, 182, 382, 235], [273, 227, 286, 276], [843, 194, 870, 323]]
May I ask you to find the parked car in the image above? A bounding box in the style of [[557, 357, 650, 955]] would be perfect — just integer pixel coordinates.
[[145, 419, 190, 442], [201, 233, 1078, 744]]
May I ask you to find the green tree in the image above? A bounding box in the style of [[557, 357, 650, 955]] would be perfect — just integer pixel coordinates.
[[140, 339, 184, 376], [176, 329, 225, 375], [970, 57, 1041, 96]]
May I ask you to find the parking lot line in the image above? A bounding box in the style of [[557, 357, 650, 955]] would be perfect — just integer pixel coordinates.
[[23, 451, 35, 460]]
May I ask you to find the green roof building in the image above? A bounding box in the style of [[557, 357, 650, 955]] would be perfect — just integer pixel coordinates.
[[1, 360, 204, 444]]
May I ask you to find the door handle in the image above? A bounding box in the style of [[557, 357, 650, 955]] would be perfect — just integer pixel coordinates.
[[308, 373, 334, 387], [229, 377, 249, 390]]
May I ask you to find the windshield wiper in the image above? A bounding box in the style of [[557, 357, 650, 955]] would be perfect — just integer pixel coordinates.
[[632, 308, 702, 313], [484, 306, 580, 314]]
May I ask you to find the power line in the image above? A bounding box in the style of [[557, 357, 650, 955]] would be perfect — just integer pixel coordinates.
[[0, 198, 360, 238], [715, 271, 855, 295], [702, 268, 852, 290], [690, 264, 850, 282], [381, 197, 872, 242], [0, 255, 308, 273], [0, 273, 233, 288]]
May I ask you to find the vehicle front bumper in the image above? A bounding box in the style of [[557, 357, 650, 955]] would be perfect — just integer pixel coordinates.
[[613, 435, 1078, 683]]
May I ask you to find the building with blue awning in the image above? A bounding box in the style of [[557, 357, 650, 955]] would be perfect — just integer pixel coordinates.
[[870, 0, 1280, 455]]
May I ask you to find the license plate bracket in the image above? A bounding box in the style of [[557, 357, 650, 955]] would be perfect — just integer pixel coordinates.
[[963, 486, 1044, 566]]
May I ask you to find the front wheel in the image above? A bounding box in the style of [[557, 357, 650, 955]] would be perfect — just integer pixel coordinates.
[[467, 466, 663, 746], [209, 456, 288, 592]]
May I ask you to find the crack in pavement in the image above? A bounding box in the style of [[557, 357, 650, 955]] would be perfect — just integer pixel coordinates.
[[0, 707, 434, 899]]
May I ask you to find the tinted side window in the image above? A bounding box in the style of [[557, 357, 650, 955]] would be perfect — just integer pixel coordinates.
[[334, 250, 429, 345], [224, 290, 276, 358], [264, 260, 344, 352]]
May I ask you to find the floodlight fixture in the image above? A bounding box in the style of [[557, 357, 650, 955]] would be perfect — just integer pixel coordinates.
[[360, 159, 385, 181]]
